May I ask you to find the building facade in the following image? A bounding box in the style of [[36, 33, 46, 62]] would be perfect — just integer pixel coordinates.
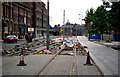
[[61, 22, 82, 36], [2, 1, 47, 39], [33, 2, 47, 37], [2, 2, 33, 39], [2, 2, 14, 39], [14, 2, 33, 39]]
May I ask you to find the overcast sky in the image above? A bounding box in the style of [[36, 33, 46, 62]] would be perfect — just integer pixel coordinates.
[[41, 0, 103, 27]]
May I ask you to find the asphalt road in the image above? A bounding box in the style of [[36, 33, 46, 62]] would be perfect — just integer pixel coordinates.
[[3, 40, 26, 46], [2, 36, 58, 50]]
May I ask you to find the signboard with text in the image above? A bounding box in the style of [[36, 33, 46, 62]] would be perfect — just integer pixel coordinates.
[[28, 27, 34, 32], [89, 33, 101, 40]]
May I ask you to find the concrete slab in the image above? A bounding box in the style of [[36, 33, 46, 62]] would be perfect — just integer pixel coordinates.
[[2, 55, 53, 75], [39, 55, 100, 75], [40, 55, 73, 75], [77, 56, 100, 75]]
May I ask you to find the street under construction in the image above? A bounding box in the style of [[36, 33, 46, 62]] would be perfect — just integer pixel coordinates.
[[1, 36, 104, 77]]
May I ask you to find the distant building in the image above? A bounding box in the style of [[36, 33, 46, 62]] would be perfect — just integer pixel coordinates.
[[53, 24, 61, 36], [61, 22, 82, 36]]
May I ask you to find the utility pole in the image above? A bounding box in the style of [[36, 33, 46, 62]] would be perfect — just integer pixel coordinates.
[[0, 1, 2, 41], [47, 0, 49, 50], [0, 1, 2, 51], [63, 10, 65, 42]]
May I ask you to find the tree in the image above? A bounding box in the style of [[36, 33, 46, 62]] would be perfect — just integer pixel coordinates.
[[85, 6, 108, 40], [85, 1, 120, 40], [93, 5, 108, 40], [109, 2, 120, 33], [85, 8, 96, 33]]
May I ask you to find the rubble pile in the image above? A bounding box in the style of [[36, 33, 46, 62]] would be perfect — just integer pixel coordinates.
[[2, 41, 45, 56]]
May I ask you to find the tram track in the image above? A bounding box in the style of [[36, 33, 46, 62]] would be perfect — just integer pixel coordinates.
[[34, 47, 65, 76], [34, 45, 104, 76], [34, 46, 79, 76]]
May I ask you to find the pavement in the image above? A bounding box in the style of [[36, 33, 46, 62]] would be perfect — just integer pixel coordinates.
[[77, 36, 119, 76], [2, 55, 53, 75], [40, 55, 100, 75], [2, 55, 100, 76], [92, 40, 120, 49]]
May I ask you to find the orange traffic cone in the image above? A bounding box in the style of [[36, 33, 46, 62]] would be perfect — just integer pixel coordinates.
[[84, 51, 93, 66], [17, 49, 27, 66]]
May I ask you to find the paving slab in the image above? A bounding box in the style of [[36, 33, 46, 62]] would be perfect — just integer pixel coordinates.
[[2, 55, 53, 75], [39, 55, 100, 75], [76, 56, 100, 75], [40, 55, 73, 75]]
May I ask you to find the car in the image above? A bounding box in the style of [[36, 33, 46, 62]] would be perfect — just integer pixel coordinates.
[[3, 35, 18, 43]]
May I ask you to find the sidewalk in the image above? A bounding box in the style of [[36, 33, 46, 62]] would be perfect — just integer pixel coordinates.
[[95, 41, 120, 51], [77, 36, 118, 76]]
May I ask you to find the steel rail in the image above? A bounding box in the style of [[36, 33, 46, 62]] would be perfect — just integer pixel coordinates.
[[34, 47, 65, 77]]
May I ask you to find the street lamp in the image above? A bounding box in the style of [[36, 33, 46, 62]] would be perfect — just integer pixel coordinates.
[[78, 14, 84, 36], [47, 0, 50, 50], [78, 14, 83, 26], [63, 10, 65, 42]]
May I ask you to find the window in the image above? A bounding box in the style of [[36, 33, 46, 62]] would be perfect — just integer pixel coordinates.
[[24, 10, 26, 16], [11, 8, 13, 18], [10, 23, 12, 32], [14, 6, 18, 13], [14, 16, 18, 23], [5, 21, 9, 33], [2, 4, 3, 17], [6, 6, 9, 17], [14, 24, 16, 33]]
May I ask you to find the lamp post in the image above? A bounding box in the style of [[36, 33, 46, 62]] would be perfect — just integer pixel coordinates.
[[63, 10, 65, 42], [78, 14, 83, 26], [0, 1, 2, 53], [47, 0, 50, 50], [78, 14, 83, 35], [76, 25, 77, 37], [0, 1, 2, 40]]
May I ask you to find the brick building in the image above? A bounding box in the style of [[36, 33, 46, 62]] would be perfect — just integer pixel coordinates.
[[2, 2, 33, 39], [2, 1, 47, 39], [14, 2, 33, 39], [33, 2, 47, 37], [2, 2, 14, 39]]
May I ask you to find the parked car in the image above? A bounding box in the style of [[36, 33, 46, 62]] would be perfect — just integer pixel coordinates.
[[3, 35, 18, 43]]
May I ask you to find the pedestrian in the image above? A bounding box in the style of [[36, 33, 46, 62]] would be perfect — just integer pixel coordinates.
[[29, 33, 32, 42], [24, 33, 29, 43]]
